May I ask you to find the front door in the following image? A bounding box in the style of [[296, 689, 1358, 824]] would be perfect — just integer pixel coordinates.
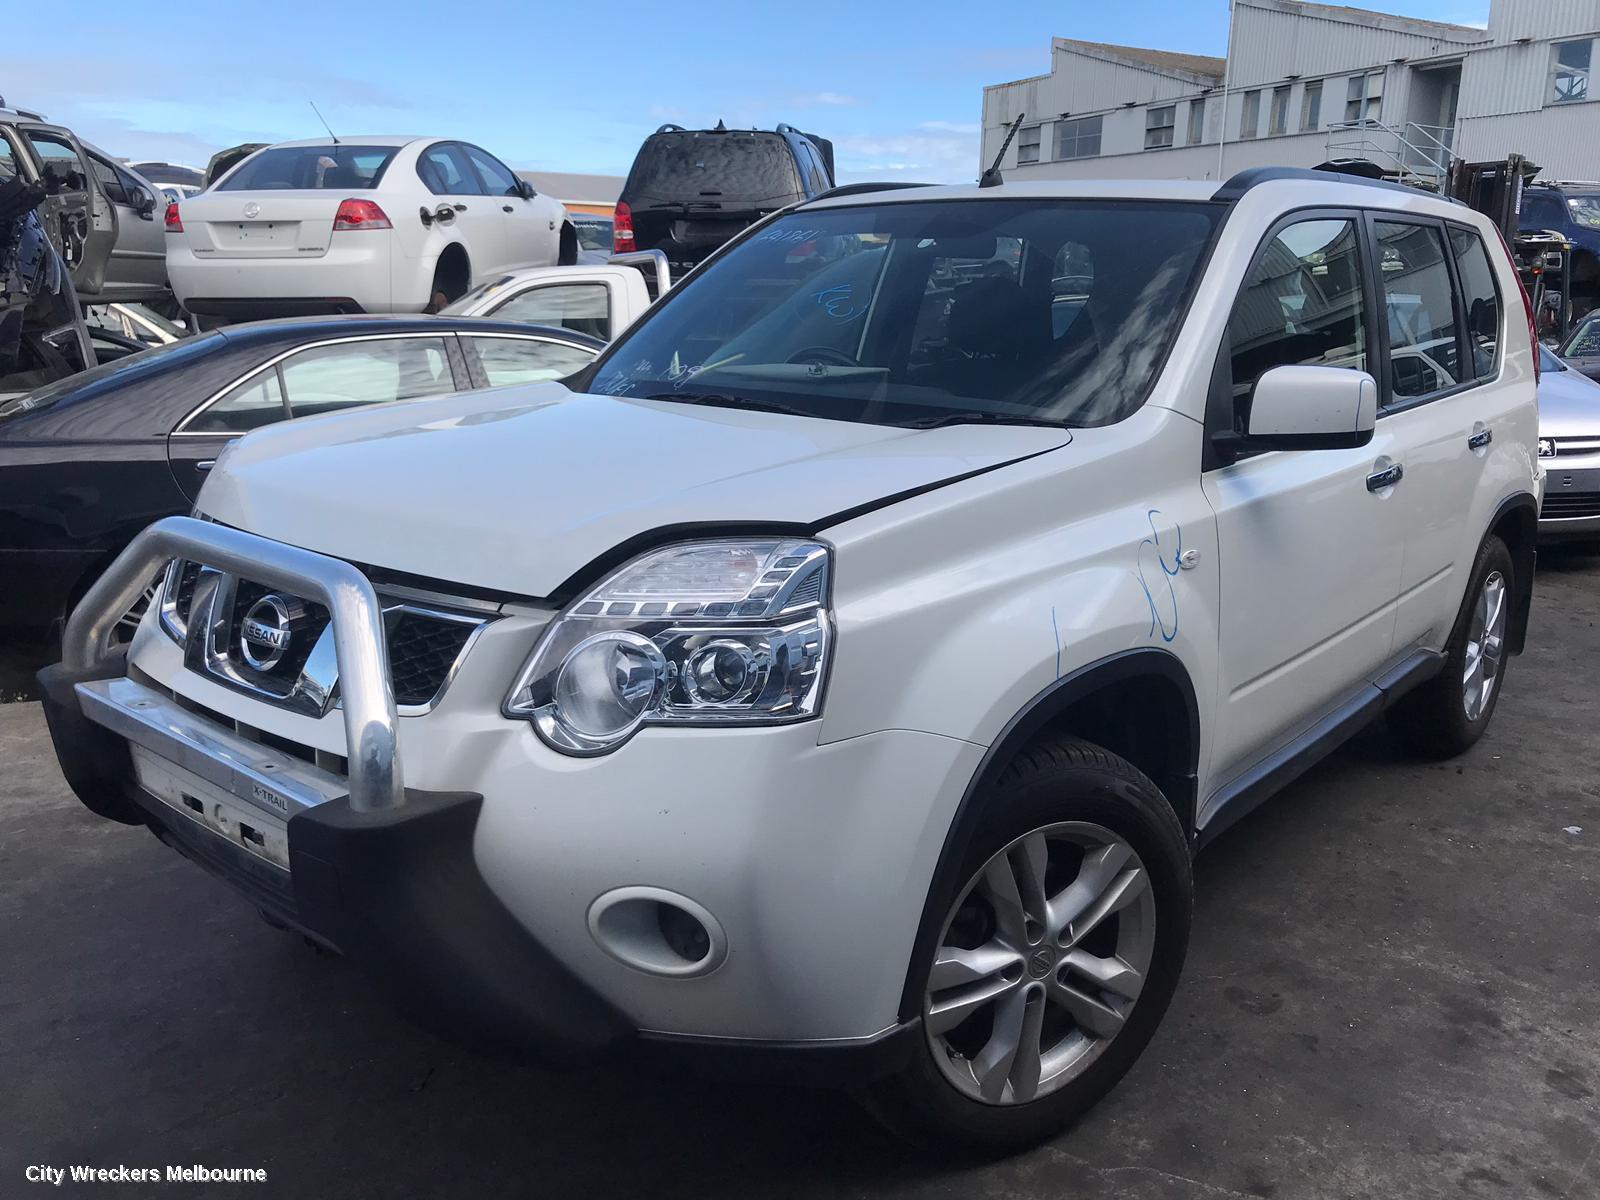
[[1202, 213, 1407, 798], [461, 144, 555, 268], [17, 125, 118, 295]]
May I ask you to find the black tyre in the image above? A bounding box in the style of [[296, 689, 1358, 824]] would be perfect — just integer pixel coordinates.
[[1388, 534, 1514, 760], [866, 737, 1192, 1154]]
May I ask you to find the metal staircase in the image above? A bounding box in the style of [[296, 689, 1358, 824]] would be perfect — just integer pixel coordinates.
[[1325, 120, 1456, 190]]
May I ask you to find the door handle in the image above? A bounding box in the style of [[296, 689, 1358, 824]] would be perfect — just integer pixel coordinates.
[[502, 204, 514, 213], [1468, 427, 1493, 450], [1367, 463, 1403, 492], [452, 203, 467, 213], [195, 460, 215, 473]]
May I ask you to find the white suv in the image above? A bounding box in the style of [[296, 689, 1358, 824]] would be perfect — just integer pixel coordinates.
[[165, 137, 576, 321], [42, 169, 1542, 1151]]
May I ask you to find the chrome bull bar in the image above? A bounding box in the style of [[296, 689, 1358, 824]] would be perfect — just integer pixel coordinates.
[[63, 515, 406, 813]]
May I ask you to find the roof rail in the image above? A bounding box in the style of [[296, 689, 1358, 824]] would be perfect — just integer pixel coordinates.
[[653, 123, 685, 134], [802, 181, 934, 205], [1212, 165, 1426, 203]]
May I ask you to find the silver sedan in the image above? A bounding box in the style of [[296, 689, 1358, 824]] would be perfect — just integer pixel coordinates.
[[1538, 344, 1600, 538]]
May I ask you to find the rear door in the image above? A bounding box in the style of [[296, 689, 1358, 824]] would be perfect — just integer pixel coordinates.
[[86, 150, 166, 293], [416, 142, 503, 279], [16, 124, 118, 295], [461, 144, 556, 268], [167, 334, 469, 499]]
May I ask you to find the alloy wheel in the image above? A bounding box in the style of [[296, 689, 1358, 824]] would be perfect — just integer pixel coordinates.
[[1462, 569, 1507, 722], [924, 821, 1157, 1105]]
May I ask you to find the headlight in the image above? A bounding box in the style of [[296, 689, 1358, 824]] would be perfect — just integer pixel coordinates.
[[505, 538, 831, 755]]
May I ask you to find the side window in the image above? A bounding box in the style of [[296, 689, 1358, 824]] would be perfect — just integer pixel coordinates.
[[491, 283, 611, 339], [23, 132, 85, 192], [467, 336, 596, 387], [88, 155, 130, 205], [1373, 220, 1462, 401], [0, 131, 18, 180], [463, 145, 521, 197], [416, 144, 483, 196], [188, 370, 288, 434], [1522, 194, 1565, 230], [1450, 227, 1502, 380], [279, 338, 457, 418], [1228, 217, 1367, 424]]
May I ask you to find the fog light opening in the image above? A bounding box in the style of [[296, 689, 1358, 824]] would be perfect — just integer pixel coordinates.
[[587, 887, 727, 978]]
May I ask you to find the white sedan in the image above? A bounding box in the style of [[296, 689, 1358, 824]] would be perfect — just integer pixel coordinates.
[[165, 137, 576, 321]]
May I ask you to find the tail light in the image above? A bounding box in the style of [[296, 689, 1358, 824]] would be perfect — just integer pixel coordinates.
[[1492, 224, 1539, 386], [163, 202, 182, 233], [333, 198, 392, 231], [613, 201, 636, 253]]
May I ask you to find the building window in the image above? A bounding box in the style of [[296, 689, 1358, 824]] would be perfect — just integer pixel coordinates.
[[1188, 97, 1207, 145], [1268, 85, 1291, 136], [1300, 81, 1323, 131], [1550, 39, 1592, 104], [1017, 125, 1041, 164], [1054, 115, 1103, 160], [1145, 105, 1176, 149], [1240, 90, 1261, 139], [1345, 72, 1383, 122]]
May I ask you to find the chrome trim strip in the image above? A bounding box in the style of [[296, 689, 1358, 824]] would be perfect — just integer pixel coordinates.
[[170, 331, 465, 437], [63, 516, 404, 812], [77, 676, 348, 818]]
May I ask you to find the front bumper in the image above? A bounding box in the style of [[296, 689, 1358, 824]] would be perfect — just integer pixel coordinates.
[[38, 517, 947, 1080], [1538, 461, 1600, 538]]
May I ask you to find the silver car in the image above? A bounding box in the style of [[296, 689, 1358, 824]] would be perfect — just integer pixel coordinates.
[[1538, 344, 1600, 537]]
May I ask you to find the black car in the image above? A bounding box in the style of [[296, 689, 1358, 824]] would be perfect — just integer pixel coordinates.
[[613, 122, 834, 277], [0, 314, 601, 640], [1520, 181, 1600, 319]]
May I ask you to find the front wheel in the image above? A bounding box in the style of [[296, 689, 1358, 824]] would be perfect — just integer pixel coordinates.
[[866, 738, 1192, 1153], [1387, 534, 1514, 759]]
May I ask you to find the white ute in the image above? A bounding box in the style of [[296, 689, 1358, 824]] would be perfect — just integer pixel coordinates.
[[44, 169, 1543, 1152], [165, 137, 576, 321]]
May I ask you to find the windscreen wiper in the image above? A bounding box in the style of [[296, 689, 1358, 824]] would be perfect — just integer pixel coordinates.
[[641, 391, 821, 420], [898, 410, 1068, 430], [644, 201, 723, 211]]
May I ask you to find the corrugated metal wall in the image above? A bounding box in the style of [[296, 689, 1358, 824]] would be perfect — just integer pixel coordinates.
[[1228, 1, 1487, 88], [1457, 107, 1600, 180], [1458, 42, 1551, 117], [1489, 0, 1600, 45]]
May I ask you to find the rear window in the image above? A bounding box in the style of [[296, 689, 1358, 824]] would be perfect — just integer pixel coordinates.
[[218, 145, 398, 191], [625, 132, 801, 206]]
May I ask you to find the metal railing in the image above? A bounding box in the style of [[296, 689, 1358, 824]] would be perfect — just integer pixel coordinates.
[[1326, 120, 1457, 188], [62, 515, 405, 813]]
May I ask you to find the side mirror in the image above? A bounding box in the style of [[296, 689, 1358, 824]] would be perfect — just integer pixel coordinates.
[[1241, 365, 1377, 451], [133, 187, 157, 219], [517, 180, 537, 200]]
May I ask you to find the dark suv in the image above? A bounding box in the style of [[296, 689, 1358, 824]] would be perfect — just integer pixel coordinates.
[[1519, 181, 1600, 319], [614, 122, 834, 277]]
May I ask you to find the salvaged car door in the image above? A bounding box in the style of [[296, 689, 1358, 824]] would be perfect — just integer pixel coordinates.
[[15, 124, 118, 296]]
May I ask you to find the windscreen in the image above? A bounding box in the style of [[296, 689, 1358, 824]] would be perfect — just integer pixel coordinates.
[[588, 198, 1220, 428], [625, 132, 801, 207], [1567, 194, 1600, 230], [218, 145, 398, 191]]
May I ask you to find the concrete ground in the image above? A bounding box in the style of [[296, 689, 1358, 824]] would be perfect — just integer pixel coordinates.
[[2, 552, 1598, 1199]]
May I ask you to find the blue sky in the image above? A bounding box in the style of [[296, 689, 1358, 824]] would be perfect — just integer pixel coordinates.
[[7, 0, 1490, 183]]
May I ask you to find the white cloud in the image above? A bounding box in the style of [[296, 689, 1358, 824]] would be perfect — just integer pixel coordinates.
[[920, 120, 981, 134], [833, 127, 980, 184], [791, 91, 860, 107]]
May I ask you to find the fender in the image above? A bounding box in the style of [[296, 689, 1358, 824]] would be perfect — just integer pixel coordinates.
[[895, 647, 1200, 1023], [1486, 491, 1538, 655]]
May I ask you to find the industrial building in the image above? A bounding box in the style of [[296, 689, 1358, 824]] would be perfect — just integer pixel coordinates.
[[981, 0, 1600, 186]]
